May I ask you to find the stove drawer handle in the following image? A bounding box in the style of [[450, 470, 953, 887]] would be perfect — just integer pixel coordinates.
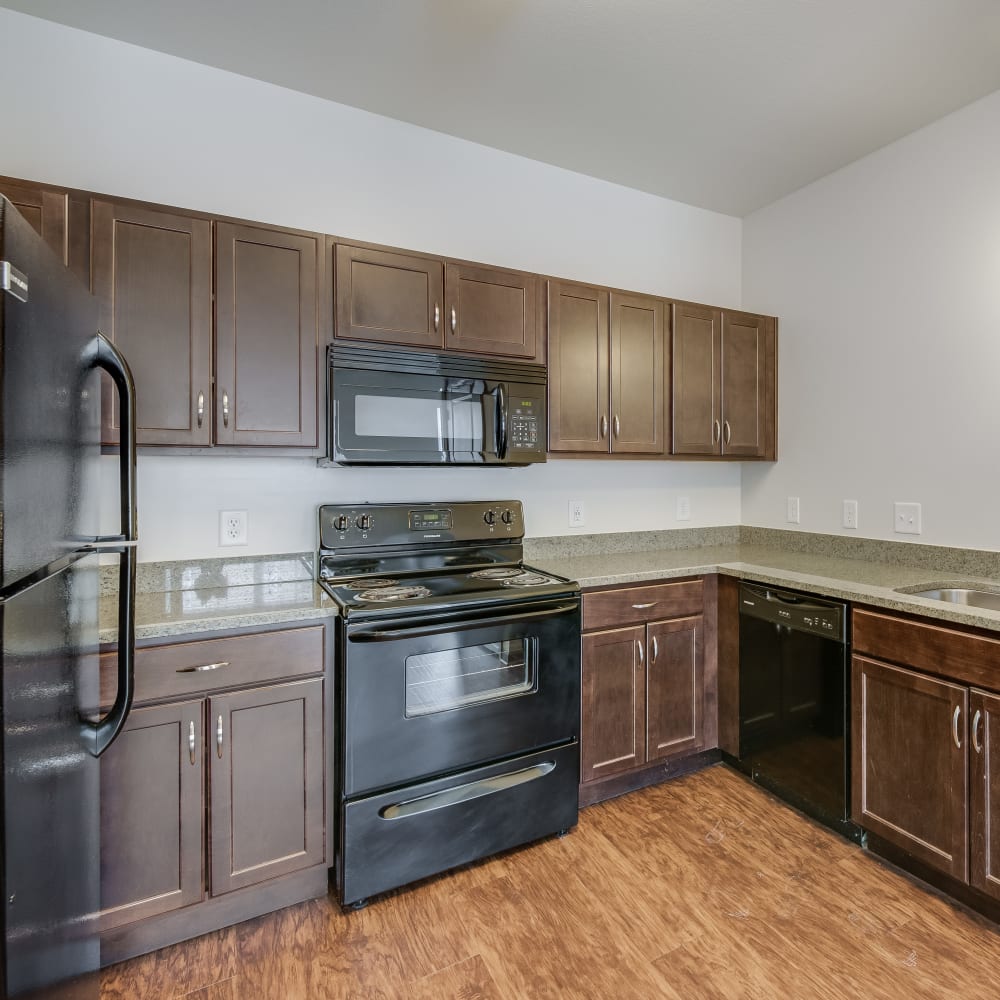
[[349, 603, 579, 642], [379, 761, 556, 820]]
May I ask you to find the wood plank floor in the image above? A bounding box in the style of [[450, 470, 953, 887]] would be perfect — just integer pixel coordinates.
[[101, 764, 1000, 999]]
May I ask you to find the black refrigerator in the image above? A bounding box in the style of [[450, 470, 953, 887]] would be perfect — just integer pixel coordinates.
[[0, 198, 138, 998]]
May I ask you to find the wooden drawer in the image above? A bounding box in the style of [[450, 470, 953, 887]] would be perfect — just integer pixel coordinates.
[[583, 579, 703, 631], [101, 625, 325, 707], [853, 609, 1000, 692]]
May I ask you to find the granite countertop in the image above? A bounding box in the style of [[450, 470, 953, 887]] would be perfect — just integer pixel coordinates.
[[103, 529, 1000, 643]]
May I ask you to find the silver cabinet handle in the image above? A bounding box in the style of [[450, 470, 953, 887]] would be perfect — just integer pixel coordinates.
[[651, 636, 658, 662], [632, 602, 656, 609], [713, 419, 721, 444], [636, 639, 644, 666], [600, 414, 608, 439], [188, 720, 196, 765], [613, 414, 620, 438], [222, 390, 230, 428], [973, 709, 983, 754], [953, 705, 962, 749], [196, 391, 205, 428], [433, 303, 440, 332], [450, 306, 457, 334], [216, 714, 224, 758], [176, 660, 230, 674], [724, 420, 732, 445]]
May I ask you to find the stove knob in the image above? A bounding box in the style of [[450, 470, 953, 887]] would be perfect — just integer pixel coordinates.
[[356, 514, 373, 531], [501, 509, 514, 525], [332, 514, 350, 532], [483, 510, 497, 526]]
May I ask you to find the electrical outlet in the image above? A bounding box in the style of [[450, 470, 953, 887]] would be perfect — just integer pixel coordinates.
[[894, 502, 922, 535], [786, 496, 800, 524], [219, 510, 248, 546], [568, 500, 585, 528], [843, 500, 858, 530], [676, 496, 691, 521]]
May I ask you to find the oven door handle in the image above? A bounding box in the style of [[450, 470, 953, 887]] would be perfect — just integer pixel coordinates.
[[348, 602, 580, 642]]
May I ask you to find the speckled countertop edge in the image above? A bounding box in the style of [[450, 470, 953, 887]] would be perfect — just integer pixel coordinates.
[[105, 529, 1000, 642]]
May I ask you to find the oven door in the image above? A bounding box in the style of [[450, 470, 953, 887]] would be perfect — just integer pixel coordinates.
[[341, 599, 581, 797], [330, 365, 502, 464]]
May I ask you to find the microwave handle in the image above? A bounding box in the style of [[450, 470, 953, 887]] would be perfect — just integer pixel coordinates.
[[495, 383, 508, 460]]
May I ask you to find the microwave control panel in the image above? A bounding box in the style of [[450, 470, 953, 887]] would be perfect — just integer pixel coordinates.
[[509, 397, 541, 451]]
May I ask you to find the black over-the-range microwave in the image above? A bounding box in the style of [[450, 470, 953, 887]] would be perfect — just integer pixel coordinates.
[[325, 345, 547, 466]]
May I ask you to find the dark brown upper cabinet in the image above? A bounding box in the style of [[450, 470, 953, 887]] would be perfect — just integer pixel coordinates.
[[334, 243, 538, 360], [215, 223, 319, 448], [92, 200, 214, 447], [548, 281, 665, 455], [671, 302, 776, 459], [1, 175, 89, 284]]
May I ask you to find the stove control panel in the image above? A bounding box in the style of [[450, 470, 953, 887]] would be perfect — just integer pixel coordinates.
[[319, 501, 525, 549]]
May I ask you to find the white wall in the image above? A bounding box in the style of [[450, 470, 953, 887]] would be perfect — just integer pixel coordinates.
[[743, 87, 1000, 549], [0, 9, 744, 562]]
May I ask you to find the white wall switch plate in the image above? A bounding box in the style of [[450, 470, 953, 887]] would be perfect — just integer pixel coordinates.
[[219, 509, 248, 546], [843, 499, 858, 530], [568, 500, 585, 528], [894, 502, 921, 535], [786, 496, 800, 524], [676, 496, 691, 521]]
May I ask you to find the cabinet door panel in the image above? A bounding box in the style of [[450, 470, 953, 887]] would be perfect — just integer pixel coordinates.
[[971, 688, 1000, 901], [721, 310, 769, 457], [852, 656, 968, 880], [446, 263, 537, 358], [671, 302, 722, 455], [209, 679, 324, 894], [610, 293, 665, 454], [582, 626, 645, 780], [547, 281, 609, 452], [100, 700, 204, 929], [335, 244, 444, 349], [646, 616, 704, 761], [216, 223, 319, 447], [91, 201, 213, 446], [1, 178, 66, 262]]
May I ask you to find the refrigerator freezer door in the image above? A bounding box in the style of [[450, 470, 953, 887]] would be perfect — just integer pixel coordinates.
[[1, 198, 101, 591], [2, 552, 100, 999]]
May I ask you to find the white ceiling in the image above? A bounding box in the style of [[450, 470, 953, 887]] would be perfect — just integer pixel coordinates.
[[7, 0, 1000, 216]]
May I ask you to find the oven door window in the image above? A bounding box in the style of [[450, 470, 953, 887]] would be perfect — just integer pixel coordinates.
[[404, 639, 537, 717]]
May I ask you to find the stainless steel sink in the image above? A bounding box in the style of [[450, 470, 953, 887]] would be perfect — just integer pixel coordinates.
[[899, 586, 1000, 611]]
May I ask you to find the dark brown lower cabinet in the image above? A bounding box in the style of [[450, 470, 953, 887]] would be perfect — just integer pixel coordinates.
[[852, 656, 968, 880], [209, 679, 325, 894], [971, 688, 1000, 901], [646, 616, 704, 761], [100, 700, 204, 929]]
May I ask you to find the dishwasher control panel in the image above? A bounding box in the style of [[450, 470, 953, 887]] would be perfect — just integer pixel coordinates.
[[739, 583, 846, 642]]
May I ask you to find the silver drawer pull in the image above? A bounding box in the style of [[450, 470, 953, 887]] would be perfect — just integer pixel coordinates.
[[196, 391, 205, 428], [177, 660, 230, 674], [651, 636, 658, 662], [450, 306, 457, 333], [433, 303, 440, 331], [379, 761, 555, 820], [636, 640, 644, 666], [972, 709, 983, 754], [216, 714, 224, 758], [222, 390, 230, 427], [953, 705, 962, 750], [632, 602, 656, 609], [188, 720, 196, 765]]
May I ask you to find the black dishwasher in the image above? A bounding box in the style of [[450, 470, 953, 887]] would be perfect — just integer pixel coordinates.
[[737, 582, 860, 840]]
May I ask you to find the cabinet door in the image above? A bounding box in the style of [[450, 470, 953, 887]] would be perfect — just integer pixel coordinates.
[[215, 223, 319, 447], [610, 292, 665, 454], [1, 178, 66, 261], [91, 200, 213, 446], [99, 700, 204, 929], [971, 688, 1000, 901], [646, 616, 704, 761], [721, 310, 772, 458], [547, 281, 609, 452], [852, 656, 968, 880], [209, 678, 324, 895], [671, 302, 722, 455], [581, 626, 645, 781], [334, 244, 444, 349], [445, 262, 537, 358]]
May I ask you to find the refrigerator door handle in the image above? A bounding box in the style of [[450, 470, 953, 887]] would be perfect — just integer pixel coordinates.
[[81, 333, 138, 757]]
